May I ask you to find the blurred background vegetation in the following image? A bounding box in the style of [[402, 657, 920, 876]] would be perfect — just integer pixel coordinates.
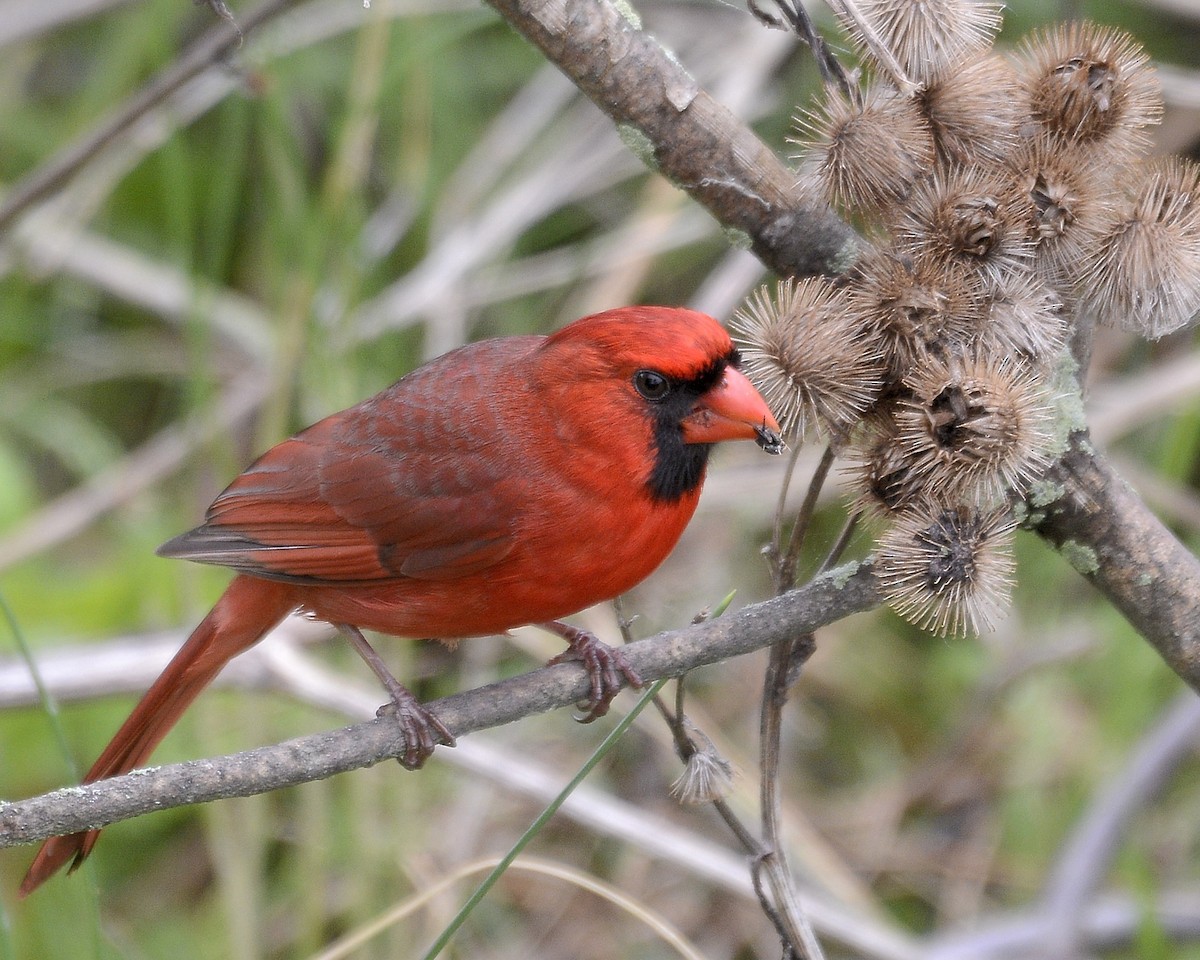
[[1, 0, 1200, 957]]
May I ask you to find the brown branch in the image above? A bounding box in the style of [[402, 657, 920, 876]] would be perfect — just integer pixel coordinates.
[[481, 0, 860, 280], [1035, 431, 1200, 693], [757, 632, 824, 959], [0, 564, 879, 848]]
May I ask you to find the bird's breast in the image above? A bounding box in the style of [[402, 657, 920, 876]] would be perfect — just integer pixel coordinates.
[[298, 480, 701, 640]]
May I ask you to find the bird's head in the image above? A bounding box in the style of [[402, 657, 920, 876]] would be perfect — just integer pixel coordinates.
[[539, 307, 783, 502]]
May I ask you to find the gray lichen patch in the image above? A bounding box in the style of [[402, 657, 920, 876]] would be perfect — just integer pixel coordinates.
[[1027, 479, 1066, 508], [827, 560, 862, 588], [830, 232, 863, 275], [612, 0, 642, 29], [617, 124, 659, 171], [1045, 350, 1088, 459], [722, 226, 753, 250], [1059, 539, 1099, 575]]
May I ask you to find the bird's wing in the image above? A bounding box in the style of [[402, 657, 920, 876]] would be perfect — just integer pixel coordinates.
[[159, 347, 531, 584]]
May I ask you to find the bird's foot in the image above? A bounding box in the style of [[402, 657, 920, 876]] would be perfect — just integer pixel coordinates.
[[337, 622, 455, 768], [375, 690, 456, 769], [541, 621, 643, 722]]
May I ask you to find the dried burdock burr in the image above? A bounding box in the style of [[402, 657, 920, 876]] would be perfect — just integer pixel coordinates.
[[1017, 21, 1162, 161], [893, 167, 1036, 283], [1082, 156, 1200, 338], [793, 84, 935, 219], [975, 273, 1069, 365], [1010, 134, 1115, 285], [847, 247, 982, 377], [920, 53, 1023, 167], [895, 352, 1053, 505], [845, 413, 927, 518], [733, 278, 885, 438], [830, 0, 1004, 88], [876, 502, 1016, 637]]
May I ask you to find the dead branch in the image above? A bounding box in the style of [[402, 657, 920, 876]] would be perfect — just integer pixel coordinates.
[[0, 563, 878, 847]]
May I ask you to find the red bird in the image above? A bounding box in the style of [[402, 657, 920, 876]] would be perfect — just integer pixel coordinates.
[[20, 306, 781, 895]]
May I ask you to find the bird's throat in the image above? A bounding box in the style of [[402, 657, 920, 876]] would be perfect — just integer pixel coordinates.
[[646, 427, 710, 502]]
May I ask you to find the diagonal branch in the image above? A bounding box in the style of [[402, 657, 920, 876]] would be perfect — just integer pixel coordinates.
[[0, 563, 879, 848], [1035, 431, 1200, 693], [481, 0, 860, 280]]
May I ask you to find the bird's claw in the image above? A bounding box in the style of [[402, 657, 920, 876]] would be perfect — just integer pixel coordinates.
[[376, 696, 456, 769], [547, 627, 643, 723]]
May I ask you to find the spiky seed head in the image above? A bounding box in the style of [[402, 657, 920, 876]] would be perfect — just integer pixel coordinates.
[[670, 732, 736, 805], [1009, 134, 1116, 285], [833, 0, 1004, 87], [895, 352, 1054, 503], [845, 414, 927, 517], [733, 278, 885, 438], [847, 248, 983, 378], [1128, 156, 1200, 234], [876, 503, 1016, 637], [1017, 21, 1162, 159], [893, 167, 1036, 283], [920, 54, 1023, 167], [975, 273, 1070, 365], [793, 84, 935, 218], [1082, 157, 1200, 338]]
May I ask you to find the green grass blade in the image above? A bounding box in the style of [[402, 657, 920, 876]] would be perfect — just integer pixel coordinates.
[[420, 677, 668, 960]]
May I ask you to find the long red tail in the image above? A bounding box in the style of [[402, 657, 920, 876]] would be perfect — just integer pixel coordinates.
[[19, 574, 296, 896]]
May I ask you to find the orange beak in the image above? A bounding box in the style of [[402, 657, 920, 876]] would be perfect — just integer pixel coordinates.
[[681, 366, 783, 454]]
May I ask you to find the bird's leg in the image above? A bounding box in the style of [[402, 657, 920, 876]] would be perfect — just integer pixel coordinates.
[[540, 621, 644, 722], [336, 624, 456, 768]]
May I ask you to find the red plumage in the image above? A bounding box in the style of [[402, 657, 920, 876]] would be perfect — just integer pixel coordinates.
[[20, 306, 780, 895]]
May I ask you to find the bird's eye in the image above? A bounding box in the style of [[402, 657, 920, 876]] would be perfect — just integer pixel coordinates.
[[633, 369, 671, 401]]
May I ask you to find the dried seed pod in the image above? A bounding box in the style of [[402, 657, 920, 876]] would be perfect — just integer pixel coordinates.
[[1017, 21, 1162, 160], [845, 412, 927, 517], [793, 84, 935, 218], [975, 273, 1070, 364], [832, 0, 1004, 87], [733, 278, 884, 438], [896, 352, 1053, 503], [893, 167, 1036, 283], [1009, 134, 1115, 285], [847, 248, 983, 378], [670, 727, 735, 804], [876, 502, 1016, 637], [920, 54, 1023, 167], [1082, 156, 1200, 338]]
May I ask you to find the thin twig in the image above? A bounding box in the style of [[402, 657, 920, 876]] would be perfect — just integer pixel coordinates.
[[821, 0, 920, 96], [1035, 431, 1200, 696], [768, 0, 856, 100], [623, 599, 782, 902], [770, 442, 806, 581], [818, 511, 860, 575], [758, 632, 824, 960], [778, 444, 837, 590]]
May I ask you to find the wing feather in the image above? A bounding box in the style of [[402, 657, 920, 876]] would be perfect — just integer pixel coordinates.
[[160, 339, 537, 584]]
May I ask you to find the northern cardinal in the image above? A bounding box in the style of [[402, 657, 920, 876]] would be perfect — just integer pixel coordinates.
[[20, 305, 781, 894]]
